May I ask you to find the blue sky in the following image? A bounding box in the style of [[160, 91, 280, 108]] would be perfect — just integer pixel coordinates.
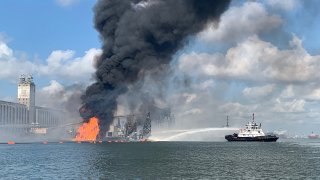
[[0, 0, 99, 59], [1, 0, 320, 135], [0, 0, 100, 100]]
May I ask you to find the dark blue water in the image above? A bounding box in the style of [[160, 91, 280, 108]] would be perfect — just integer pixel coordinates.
[[1, 140, 320, 179]]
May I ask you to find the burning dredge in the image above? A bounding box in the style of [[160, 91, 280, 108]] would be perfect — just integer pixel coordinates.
[[74, 113, 151, 142], [75, 105, 175, 142], [106, 112, 152, 142]]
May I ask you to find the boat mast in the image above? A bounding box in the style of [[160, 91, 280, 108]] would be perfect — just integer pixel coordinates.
[[226, 116, 229, 127], [252, 113, 255, 123]]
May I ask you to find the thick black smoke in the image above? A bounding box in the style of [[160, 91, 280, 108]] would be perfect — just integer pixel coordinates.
[[81, 0, 231, 136]]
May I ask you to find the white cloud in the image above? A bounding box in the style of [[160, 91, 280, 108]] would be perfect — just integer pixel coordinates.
[[197, 80, 215, 90], [266, 0, 298, 11], [180, 108, 202, 116], [39, 48, 101, 81], [37, 80, 67, 108], [56, 0, 79, 7], [279, 85, 295, 99], [37, 80, 68, 108], [0, 42, 36, 81], [278, 84, 320, 102], [273, 99, 305, 113], [182, 93, 197, 104], [0, 39, 102, 83], [198, 2, 282, 44], [132, 0, 158, 10], [179, 35, 319, 83], [305, 89, 320, 101], [178, 52, 223, 77], [0, 41, 13, 58], [243, 84, 275, 98], [46, 50, 75, 68], [42, 80, 65, 97], [36, 80, 84, 111], [219, 102, 251, 114]]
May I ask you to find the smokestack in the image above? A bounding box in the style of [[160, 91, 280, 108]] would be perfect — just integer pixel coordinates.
[[81, 0, 231, 137]]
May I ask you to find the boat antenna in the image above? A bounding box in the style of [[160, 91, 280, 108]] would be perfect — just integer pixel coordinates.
[[226, 116, 229, 127], [252, 113, 255, 123]]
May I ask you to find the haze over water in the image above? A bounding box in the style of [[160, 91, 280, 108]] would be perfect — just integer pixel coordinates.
[[1, 140, 320, 179]]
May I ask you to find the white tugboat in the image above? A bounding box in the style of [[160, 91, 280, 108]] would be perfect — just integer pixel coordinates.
[[225, 113, 278, 142]]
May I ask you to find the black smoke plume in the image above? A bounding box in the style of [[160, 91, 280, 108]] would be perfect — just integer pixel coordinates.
[[81, 0, 231, 136]]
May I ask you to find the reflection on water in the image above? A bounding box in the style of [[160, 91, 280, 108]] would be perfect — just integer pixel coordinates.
[[1, 140, 320, 179]]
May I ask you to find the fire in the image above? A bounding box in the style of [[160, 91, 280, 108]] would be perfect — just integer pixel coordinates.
[[74, 117, 100, 142]]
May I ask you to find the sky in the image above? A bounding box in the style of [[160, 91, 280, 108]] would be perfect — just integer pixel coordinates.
[[0, 0, 100, 100], [0, 0, 320, 135]]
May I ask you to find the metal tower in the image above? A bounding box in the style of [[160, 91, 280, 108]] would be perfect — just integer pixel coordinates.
[[142, 112, 151, 138]]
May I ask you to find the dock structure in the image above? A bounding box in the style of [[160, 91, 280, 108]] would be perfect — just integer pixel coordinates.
[[0, 75, 64, 136]]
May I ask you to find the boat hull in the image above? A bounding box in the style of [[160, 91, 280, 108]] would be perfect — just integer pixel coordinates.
[[308, 135, 319, 139], [225, 135, 279, 142]]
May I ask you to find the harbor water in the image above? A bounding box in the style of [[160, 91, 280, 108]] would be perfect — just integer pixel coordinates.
[[1, 140, 320, 179]]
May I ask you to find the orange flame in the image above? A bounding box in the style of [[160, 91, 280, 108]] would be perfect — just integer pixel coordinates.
[[74, 117, 100, 142]]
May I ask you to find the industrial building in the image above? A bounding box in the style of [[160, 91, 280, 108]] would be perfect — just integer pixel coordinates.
[[0, 75, 63, 136]]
